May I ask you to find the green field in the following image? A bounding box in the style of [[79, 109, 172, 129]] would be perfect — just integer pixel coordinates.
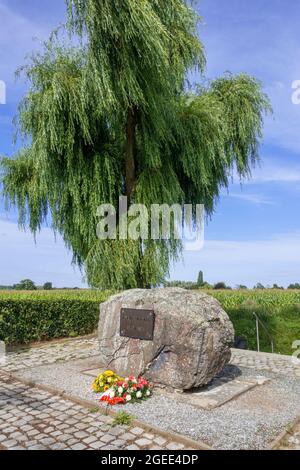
[[0, 289, 113, 301], [1, 289, 300, 355], [210, 290, 300, 355]]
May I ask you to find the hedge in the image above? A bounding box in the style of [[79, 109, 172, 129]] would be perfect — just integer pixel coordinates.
[[1, 289, 300, 354], [0, 291, 111, 345]]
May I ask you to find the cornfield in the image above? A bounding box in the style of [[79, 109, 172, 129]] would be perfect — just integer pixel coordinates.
[[0, 289, 299, 355]]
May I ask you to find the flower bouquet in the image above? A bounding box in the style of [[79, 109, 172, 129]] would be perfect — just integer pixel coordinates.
[[92, 370, 122, 393], [100, 375, 152, 406]]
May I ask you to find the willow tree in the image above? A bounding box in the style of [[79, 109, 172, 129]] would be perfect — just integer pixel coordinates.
[[1, 0, 271, 289]]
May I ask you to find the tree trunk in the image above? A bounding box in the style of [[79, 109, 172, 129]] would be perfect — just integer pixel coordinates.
[[125, 107, 146, 288], [125, 106, 137, 201]]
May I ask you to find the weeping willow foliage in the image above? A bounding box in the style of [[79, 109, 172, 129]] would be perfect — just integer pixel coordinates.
[[1, 0, 271, 289]]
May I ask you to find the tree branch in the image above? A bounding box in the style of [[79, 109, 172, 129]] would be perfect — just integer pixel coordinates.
[[125, 106, 137, 201]]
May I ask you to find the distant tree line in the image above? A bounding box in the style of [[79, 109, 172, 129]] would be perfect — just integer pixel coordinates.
[[10, 280, 53, 291], [164, 272, 300, 290], [164, 272, 233, 290], [164, 279, 232, 290], [0, 281, 82, 291], [1, 275, 300, 291], [0, 280, 56, 290]]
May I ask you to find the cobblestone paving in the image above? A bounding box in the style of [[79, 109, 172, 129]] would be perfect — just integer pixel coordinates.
[[0, 338, 99, 372], [1, 338, 300, 451], [2, 338, 300, 379], [231, 349, 300, 451], [0, 372, 194, 451], [231, 349, 300, 378], [277, 420, 300, 450]]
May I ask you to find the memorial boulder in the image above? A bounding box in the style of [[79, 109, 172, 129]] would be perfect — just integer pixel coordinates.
[[98, 288, 234, 390]]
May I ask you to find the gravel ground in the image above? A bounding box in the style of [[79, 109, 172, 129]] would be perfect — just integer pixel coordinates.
[[15, 357, 300, 450]]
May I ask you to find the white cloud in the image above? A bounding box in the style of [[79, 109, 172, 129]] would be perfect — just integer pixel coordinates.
[[251, 164, 300, 184], [1, 222, 300, 290], [225, 192, 275, 205], [171, 231, 300, 288], [229, 160, 300, 186], [0, 220, 86, 287], [199, 0, 300, 154], [0, 1, 51, 99]]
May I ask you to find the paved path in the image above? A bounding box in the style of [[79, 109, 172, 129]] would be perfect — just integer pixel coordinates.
[[1, 337, 300, 450], [277, 420, 300, 450], [0, 338, 99, 373], [0, 372, 193, 451], [231, 349, 300, 378], [2, 337, 300, 379]]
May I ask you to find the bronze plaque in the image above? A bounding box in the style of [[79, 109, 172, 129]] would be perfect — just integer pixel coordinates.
[[120, 308, 155, 341]]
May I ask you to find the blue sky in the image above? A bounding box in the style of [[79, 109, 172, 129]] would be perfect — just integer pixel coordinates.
[[1, 0, 300, 288]]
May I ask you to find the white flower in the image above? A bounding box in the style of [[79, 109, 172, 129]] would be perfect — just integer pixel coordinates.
[[136, 391, 142, 399], [126, 394, 132, 402], [146, 390, 151, 397], [125, 377, 129, 382], [132, 379, 137, 384], [109, 391, 115, 399], [118, 387, 124, 394]]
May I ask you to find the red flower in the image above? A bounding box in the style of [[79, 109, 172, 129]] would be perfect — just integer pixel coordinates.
[[100, 395, 125, 406], [100, 396, 110, 403], [138, 377, 148, 388]]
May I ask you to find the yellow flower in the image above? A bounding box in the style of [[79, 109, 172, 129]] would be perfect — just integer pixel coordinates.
[[92, 371, 124, 393], [104, 370, 115, 377]]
